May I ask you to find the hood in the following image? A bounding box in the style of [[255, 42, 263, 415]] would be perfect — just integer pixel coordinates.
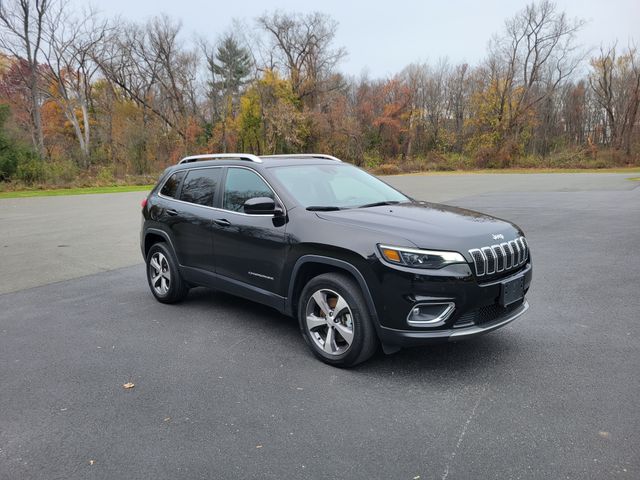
[[315, 201, 523, 253]]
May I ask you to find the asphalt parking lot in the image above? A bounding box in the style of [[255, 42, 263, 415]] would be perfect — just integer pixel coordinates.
[[1, 173, 639, 479]]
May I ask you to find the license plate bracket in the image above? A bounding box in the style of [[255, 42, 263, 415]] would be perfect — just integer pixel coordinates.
[[500, 275, 524, 306]]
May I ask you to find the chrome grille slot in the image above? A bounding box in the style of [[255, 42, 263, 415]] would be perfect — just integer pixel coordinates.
[[469, 237, 528, 277], [482, 247, 496, 274], [518, 237, 528, 262], [469, 249, 485, 276], [501, 242, 513, 269], [492, 245, 505, 272], [510, 239, 521, 264]]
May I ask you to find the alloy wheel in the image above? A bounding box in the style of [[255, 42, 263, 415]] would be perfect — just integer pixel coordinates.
[[305, 288, 354, 355], [149, 251, 171, 296]]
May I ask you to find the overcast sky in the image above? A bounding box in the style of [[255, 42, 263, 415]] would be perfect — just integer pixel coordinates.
[[96, 0, 639, 77]]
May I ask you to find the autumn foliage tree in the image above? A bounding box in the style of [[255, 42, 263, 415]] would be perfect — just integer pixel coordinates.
[[0, 1, 638, 186]]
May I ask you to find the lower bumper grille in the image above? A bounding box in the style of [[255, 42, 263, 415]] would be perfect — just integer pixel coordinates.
[[454, 299, 524, 328]]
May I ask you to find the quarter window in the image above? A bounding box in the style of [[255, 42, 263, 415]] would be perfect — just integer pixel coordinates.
[[179, 168, 221, 207], [160, 171, 185, 198], [223, 168, 275, 212]]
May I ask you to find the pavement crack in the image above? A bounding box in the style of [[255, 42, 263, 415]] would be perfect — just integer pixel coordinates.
[[441, 386, 487, 480]]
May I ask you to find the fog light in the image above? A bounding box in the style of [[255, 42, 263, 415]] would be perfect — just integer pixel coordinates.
[[407, 302, 455, 326]]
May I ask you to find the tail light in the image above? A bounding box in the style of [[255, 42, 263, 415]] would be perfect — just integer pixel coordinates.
[[141, 198, 148, 209]]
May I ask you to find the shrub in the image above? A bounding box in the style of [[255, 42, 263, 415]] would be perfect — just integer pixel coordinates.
[[16, 158, 46, 184], [0, 104, 40, 181], [373, 163, 401, 175], [96, 165, 116, 185], [46, 160, 79, 184], [0, 150, 19, 180]]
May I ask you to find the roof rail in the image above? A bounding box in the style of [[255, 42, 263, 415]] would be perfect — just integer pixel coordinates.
[[260, 154, 342, 162], [178, 153, 262, 164]]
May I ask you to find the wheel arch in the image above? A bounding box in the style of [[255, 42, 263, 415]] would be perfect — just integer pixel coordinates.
[[286, 255, 381, 334], [143, 228, 177, 259]]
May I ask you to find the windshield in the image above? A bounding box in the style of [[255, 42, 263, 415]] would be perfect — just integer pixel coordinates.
[[269, 163, 410, 209]]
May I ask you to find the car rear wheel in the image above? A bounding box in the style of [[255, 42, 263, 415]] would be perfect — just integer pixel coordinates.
[[146, 242, 189, 303], [298, 272, 378, 367]]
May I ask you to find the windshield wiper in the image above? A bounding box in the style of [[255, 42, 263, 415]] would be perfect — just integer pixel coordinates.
[[357, 200, 401, 208], [306, 205, 343, 211]]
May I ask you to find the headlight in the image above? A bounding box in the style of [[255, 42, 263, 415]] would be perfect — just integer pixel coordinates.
[[378, 244, 466, 269]]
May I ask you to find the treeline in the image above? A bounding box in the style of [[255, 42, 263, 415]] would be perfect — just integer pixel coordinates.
[[0, 0, 639, 186]]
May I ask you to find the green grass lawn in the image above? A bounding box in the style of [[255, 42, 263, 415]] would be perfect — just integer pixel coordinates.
[[1, 167, 639, 199], [0, 184, 153, 199]]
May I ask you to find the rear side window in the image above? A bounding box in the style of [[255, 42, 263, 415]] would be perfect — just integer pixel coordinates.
[[223, 168, 274, 212], [179, 168, 222, 207], [160, 171, 185, 198]]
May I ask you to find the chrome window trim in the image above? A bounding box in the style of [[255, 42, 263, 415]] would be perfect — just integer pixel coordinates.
[[158, 166, 286, 218], [158, 170, 187, 199], [406, 302, 456, 327], [222, 166, 285, 216]]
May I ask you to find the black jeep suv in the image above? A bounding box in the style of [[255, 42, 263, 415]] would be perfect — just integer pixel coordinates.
[[141, 153, 532, 366]]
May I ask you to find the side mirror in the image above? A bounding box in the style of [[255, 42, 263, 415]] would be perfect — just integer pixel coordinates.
[[243, 197, 282, 215]]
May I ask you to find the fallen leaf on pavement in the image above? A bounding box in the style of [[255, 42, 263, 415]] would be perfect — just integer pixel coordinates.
[[122, 382, 135, 389]]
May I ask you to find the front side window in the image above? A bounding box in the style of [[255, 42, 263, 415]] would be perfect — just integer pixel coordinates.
[[160, 171, 185, 198], [179, 168, 221, 207], [223, 168, 274, 212]]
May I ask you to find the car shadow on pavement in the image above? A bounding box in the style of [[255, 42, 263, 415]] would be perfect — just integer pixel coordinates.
[[181, 286, 523, 381], [358, 334, 522, 380]]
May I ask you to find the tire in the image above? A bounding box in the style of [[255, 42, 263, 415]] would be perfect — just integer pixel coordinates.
[[146, 242, 189, 304], [298, 272, 378, 367]]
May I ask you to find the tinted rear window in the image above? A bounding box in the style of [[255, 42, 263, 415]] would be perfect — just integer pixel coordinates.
[[160, 171, 185, 198], [179, 168, 222, 207]]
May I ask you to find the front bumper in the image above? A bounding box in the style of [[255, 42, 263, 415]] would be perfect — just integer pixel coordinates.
[[378, 299, 529, 347]]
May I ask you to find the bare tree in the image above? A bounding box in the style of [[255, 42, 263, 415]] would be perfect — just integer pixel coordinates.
[[589, 44, 640, 154], [95, 15, 200, 141], [257, 11, 346, 107], [446, 63, 470, 151], [487, 0, 584, 146], [0, 0, 55, 155], [40, 5, 108, 164]]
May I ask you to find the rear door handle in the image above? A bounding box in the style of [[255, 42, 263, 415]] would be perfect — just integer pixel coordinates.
[[166, 208, 178, 216], [214, 218, 231, 227]]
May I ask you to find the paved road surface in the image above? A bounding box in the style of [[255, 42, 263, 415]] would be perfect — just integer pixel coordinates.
[[1, 172, 639, 479], [0, 172, 635, 294]]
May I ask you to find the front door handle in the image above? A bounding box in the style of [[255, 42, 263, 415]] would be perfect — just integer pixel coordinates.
[[166, 208, 178, 216], [214, 218, 231, 227]]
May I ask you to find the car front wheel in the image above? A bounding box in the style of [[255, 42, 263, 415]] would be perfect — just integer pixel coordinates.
[[298, 272, 378, 367]]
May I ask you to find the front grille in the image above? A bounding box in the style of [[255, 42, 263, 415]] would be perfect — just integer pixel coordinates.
[[469, 237, 528, 277], [454, 299, 524, 328]]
